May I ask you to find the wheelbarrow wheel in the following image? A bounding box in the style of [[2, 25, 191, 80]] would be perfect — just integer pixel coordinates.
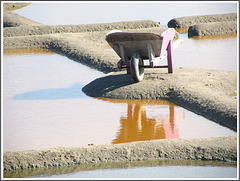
[[130, 52, 144, 82]]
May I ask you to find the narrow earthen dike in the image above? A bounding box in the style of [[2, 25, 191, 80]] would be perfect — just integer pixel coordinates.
[[167, 13, 237, 37]]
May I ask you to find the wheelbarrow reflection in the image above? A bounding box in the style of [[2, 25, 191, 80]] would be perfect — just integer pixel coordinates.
[[112, 102, 179, 144], [95, 98, 183, 144]]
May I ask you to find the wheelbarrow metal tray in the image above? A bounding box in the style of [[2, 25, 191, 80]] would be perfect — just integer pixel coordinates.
[[106, 32, 165, 59]]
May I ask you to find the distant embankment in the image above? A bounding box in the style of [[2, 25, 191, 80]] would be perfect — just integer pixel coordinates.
[[167, 13, 237, 37]]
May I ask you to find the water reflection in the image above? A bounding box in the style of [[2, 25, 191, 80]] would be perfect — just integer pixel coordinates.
[[113, 102, 178, 144], [175, 28, 189, 34], [190, 33, 237, 40], [3, 49, 54, 55], [96, 98, 182, 144], [3, 50, 236, 152], [175, 29, 237, 40]]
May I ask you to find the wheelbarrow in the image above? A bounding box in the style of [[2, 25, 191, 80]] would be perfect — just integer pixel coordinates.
[[106, 28, 183, 82]]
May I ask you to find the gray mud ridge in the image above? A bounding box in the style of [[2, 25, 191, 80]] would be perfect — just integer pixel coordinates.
[[168, 13, 237, 28], [168, 13, 237, 37], [3, 136, 237, 171], [188, 21, 237, 37], [3, 20, 162, 37]]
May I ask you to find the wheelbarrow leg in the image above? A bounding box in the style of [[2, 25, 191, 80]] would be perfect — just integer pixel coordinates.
[[167, 40, 173, 73], [126, 61, 131, 74], [119, 44, 131, 74], [120, 44, 127, 65]]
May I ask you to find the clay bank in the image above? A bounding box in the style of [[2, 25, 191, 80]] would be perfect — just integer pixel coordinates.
[[3, 3, 237, 172]]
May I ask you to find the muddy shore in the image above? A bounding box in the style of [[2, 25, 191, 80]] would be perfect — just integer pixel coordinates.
[[3, 3, 238, 173]]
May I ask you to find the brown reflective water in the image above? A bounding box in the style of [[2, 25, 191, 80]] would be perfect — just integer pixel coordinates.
[[3, 49, 236, 152], [189, 33, 237, 40], [96, 98, 236, 145], [105, 99, 179, 144], [3, 48, 54, 55]]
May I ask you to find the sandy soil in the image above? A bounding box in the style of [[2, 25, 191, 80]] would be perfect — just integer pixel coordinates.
[[2, 3, 238, 172]]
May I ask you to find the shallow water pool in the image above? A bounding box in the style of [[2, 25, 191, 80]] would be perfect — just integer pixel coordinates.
[[45, 165, 237, 179], [3, 49, 236, 152]]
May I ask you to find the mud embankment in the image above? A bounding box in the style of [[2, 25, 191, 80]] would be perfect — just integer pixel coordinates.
[[188, 21, 237, 37], [3, 20, 163, 37], [168, 13, 237, 28], [168, 13, 237, 37], [3, 136, 237, 171]]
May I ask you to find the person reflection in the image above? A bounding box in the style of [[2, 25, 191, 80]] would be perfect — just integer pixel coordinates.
[[112, 102, 179, 144]]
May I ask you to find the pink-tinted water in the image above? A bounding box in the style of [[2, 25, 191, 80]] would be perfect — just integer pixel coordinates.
[[2, 49, 236, 152]]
